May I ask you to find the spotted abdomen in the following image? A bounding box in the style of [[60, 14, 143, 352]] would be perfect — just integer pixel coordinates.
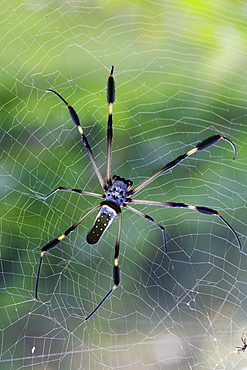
[[86, 204, 117, 244]]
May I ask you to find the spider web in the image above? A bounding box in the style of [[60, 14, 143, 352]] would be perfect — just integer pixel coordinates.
[[1, 0, 246, 369]]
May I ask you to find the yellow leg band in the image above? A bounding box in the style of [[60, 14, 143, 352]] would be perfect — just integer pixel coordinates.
[[186, 147, 198, 156], [77, 125, 83, 135]]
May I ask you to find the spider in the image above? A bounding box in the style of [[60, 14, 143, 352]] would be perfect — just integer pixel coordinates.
[[235, 334, 247, 354], [35, 66, 241, 320]]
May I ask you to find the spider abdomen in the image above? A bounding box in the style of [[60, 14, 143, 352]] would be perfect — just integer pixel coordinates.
[[86, 204, 117, 244]]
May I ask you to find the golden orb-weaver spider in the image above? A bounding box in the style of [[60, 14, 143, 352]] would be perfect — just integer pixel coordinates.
[[35, 66, 241, 320]]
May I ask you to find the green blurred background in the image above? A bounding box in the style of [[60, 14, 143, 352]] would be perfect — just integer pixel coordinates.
[[0, 0, 246, 369]]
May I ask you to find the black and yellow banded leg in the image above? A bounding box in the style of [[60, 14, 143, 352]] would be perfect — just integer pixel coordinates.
[[107, 66, 115, 186], [84, 210, 122, 321], [35, 204, 102, 299], [126, 199, 242, 251], [129, 134, 237, 196], [47, 89, 107, 191]]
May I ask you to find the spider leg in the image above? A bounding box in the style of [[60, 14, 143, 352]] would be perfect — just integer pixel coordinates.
[[47, 89, 107, 191], [128, 135, 237, 196], [85, 210, 121, 320], [107, 66, 115, 185], [123, 203, 167, 253], [43, 186, 105, 200], [35, 203, 102, 299], [127, 199, 241, 251]]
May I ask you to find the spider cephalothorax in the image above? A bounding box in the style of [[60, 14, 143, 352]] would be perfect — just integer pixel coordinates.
[[35, 66, 241, 320], [105, 175, 132, 205]]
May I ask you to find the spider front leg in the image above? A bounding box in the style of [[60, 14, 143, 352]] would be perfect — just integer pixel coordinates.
[[129, 134, 237, 196], [35, 204, 102, 299], [85, 210, 122, 320], [106, 66, 115, 185], [46, 89, 107, 191]]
